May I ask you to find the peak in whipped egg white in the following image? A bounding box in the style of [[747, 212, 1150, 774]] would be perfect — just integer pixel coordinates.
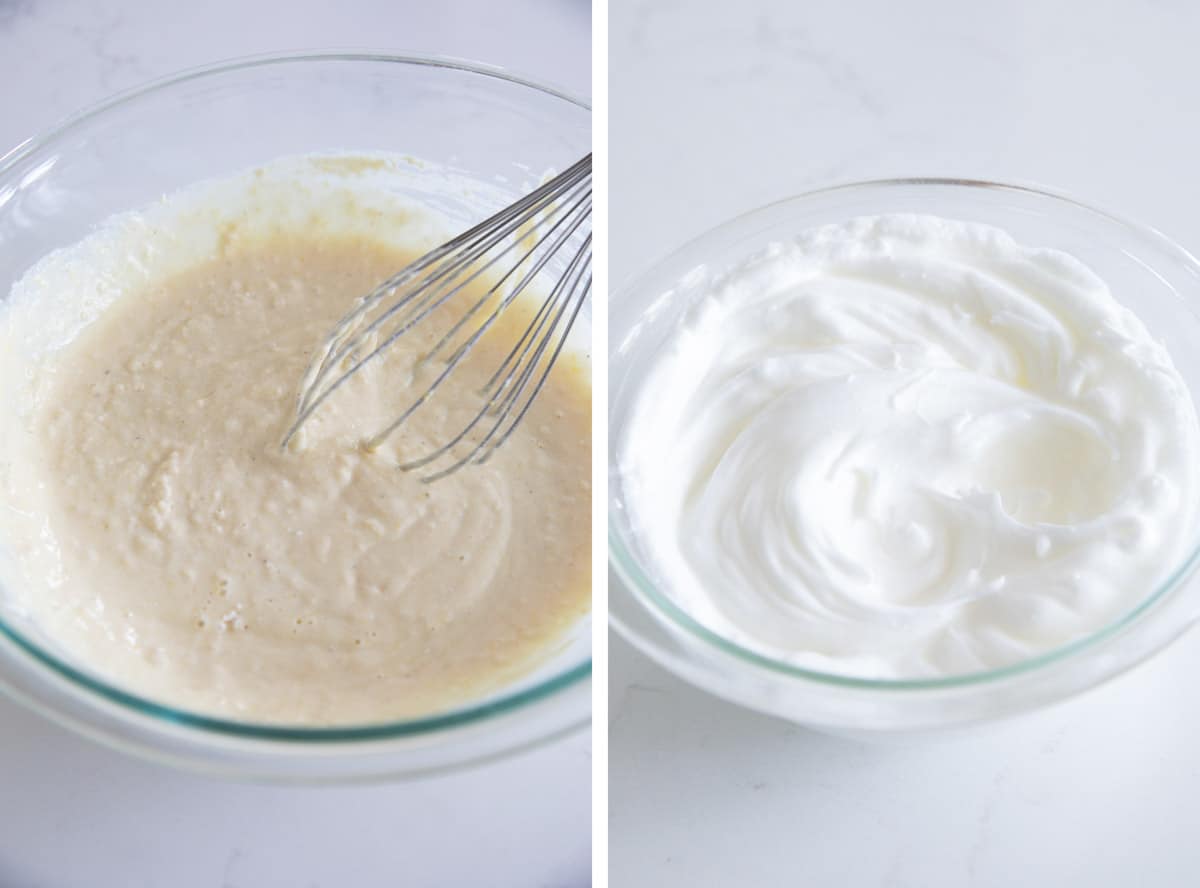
[[620, 214, 1200, 679]]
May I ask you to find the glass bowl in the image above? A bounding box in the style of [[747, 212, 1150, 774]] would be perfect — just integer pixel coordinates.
[[609, 179, 1200, 736], [0, 52, 591, 780]]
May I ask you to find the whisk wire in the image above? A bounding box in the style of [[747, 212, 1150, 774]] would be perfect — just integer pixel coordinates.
[[284, 154, 592, 480], [420, 184, 593, 368], [475, 246, 592, 452], [404, 236, 592, 481], [363, 192, 591, 452], [284, 167, 592, 442], [314, 153, 590, 375]]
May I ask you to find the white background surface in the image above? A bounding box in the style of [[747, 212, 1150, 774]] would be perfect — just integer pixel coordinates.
[[0, 2, 591, 887], [610, 1, 1200, 886]]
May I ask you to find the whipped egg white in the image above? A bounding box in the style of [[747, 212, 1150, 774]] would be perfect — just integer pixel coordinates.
[[621, 214, 1200, 678]]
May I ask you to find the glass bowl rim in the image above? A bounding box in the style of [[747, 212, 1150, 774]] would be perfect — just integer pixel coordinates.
[[0, 50, 592, 744], [0, 48, 590, 171], [609, 175, 1200, 693]]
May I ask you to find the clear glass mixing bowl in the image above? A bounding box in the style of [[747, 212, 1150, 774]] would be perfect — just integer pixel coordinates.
[[0, 52, 591, 780], [610, 179, 1200, 736]]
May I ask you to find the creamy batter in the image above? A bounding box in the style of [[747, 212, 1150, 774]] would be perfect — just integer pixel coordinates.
[[622, 214, 1200, 678], [0, 158, 590, 724]]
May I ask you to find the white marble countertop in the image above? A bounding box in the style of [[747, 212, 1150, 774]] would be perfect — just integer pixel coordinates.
[[610, 1, 1200, 886], [0, 2, 590, 887]]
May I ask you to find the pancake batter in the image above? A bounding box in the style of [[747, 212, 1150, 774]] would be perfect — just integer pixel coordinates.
[[0, 159, 591, 724]]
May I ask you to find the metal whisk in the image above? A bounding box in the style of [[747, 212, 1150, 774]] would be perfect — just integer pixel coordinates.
[[281, 154, 592, 482]]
